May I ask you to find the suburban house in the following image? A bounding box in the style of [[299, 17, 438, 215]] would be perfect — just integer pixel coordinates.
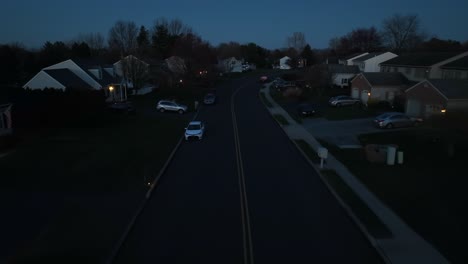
[[279, 56, 292, 70], [23, 59, 122, 101], [219, 57, 244, 73], [350, 72, 410, 105], [379, 51, 468, 82], [351, 52, 398, 72], [0, 104, 13, 136], [113, 55, 157, 95], [440, 55, 468, 80], [327, 64, 360, 88], [338, 52, 369, 66], [405, 79, 468, 118]]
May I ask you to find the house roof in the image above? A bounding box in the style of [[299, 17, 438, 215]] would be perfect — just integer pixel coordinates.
[[327, 64, 360, 74], [427, 79, 468, 99], [72, 58, 118, 86], [440, 55, 468, 70], [342, 52, 368, 60], [361, 72, 409, 86], [352, 52, 385, 62], [44, 69, 94, 89], [380, 52, 460, 67]]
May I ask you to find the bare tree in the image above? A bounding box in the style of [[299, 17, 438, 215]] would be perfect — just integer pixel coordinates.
[[381, 14, 426, 52], [108, 20, 138, 56], [168, 19, 192, 36], [286, 32, 306, 52], [217, 42, 241, 59], [76, 32, 105, 56], [120, 56, 149, 94]]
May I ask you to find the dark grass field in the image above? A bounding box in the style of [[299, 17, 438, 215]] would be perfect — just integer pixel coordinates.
[[321, 129, 468, 264]]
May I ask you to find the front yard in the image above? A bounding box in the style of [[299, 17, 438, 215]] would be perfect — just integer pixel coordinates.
[[269, 85, 391, 122], [321, 129, 468, 264], [0, 91, 190, 262]]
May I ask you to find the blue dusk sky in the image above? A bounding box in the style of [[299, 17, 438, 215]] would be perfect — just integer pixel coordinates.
[[1, 0, 468, 50]]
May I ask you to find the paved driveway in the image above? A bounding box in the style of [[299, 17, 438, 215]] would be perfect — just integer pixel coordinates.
[[302, 117, 381, 147]]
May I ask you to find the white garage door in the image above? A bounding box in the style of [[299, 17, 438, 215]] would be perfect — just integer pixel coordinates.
[[352, 88, 359, 99], [406, 99, 421, 117]]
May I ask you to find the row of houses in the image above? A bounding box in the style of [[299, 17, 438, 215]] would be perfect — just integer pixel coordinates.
[[22, 55, 190, 102], [329, 51, 468, 118]]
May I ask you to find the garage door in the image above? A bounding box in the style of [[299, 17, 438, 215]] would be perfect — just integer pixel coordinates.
[[352, 88, 359, 99], [406, 99, 421, 117], [361, 90, 369, 104]]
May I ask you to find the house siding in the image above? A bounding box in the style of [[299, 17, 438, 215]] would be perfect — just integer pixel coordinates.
[[363, 52, 398, 72], [447, 100, 468, 112], [371, 86, 404, 102], [22, 71, 66, 90], [332, 73, 357, 87], [350, 75, 372, 96], [405, 82, 448, 117]]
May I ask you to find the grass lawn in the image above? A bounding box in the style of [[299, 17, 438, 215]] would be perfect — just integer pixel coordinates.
[[294, 139, 391, 238], [259, 92, 273, 108], [1, 93, 189, 262], [321, 129, 468, 264], [272, 114, 289, 126]]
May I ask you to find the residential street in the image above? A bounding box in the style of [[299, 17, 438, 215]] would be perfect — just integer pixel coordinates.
[[114, 76, 383, 263]]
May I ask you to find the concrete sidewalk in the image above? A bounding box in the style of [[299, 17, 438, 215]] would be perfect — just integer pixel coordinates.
[[260, 84, 450, 264]]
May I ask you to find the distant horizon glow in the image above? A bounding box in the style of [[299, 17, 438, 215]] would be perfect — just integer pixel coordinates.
[[1, 0, 468, 51]]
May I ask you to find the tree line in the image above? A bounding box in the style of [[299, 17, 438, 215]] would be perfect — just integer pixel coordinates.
[[328, 13, 468, 57], [1, 14, 467, 87]]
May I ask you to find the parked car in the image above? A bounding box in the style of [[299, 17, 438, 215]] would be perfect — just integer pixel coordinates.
[[373, 112, 423, 129], [297, 103, 316, 117], [276, 81, 296, 92], [108, 101, 135, 114], [156, 100, 188, 114], [203, 93, 216, 105], [328, 95, 361, 107], [185, 121, 205, 140]]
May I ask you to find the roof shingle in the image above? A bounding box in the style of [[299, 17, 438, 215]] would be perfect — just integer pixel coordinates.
[[44, 69, 94, 89], [428, 79, 468, 99], [380, 52, 460, 67], [361, 72, 409, 86]]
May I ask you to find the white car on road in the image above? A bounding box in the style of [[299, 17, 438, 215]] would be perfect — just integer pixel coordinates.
[[185, 121, 205, 140]]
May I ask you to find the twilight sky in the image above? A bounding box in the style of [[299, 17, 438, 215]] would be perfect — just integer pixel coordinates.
[[2, 0, 468, 50]]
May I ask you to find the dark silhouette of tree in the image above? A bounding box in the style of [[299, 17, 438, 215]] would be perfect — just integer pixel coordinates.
[[300, 44, 316, 66], [71, 42, 91, 58], [217, 42, 242, 59], [328, 27, 382, 56], [381, 14, 426, 52], [415, 37, 463, 52], [286, 32, 306, 52], [38, 41, 70, 68], [0, 43, 30, 86], [108, 20, 138, 56], [136, 25, 150, 56], [75, 32, 105, 56], [240, 43, 269, 68], [151, 23, 172, 59]]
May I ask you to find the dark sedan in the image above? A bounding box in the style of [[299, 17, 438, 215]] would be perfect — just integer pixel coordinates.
[[203, 93, 216, 105], [297, 103, 316, 117]]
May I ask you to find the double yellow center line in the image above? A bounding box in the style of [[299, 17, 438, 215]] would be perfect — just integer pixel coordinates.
[[231, 85, 255, 264]]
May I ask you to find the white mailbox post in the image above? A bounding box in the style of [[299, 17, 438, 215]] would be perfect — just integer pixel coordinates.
[[317, 147, 328, 169]]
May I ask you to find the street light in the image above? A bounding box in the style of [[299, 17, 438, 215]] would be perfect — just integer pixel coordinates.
[[109, 86, 114, 92]]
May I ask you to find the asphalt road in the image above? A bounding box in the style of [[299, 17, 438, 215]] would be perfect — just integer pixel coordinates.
[[114, 76, 383, 264]]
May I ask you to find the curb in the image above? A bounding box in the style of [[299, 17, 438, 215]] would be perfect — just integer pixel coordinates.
[[105, 108, 201, 264], [258, 88, 393, 264]]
